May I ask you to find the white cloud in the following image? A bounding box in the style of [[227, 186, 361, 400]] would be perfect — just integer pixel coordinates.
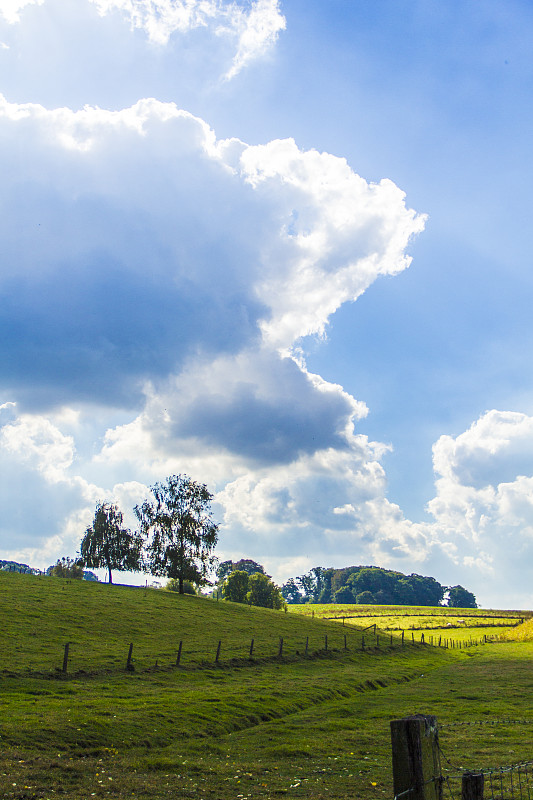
[[223, 0, 285, 80], [1, 412, 76, 483], [0, 92, 431, 583], [89, 0, 285, 77], [0, 0, 43, 24]]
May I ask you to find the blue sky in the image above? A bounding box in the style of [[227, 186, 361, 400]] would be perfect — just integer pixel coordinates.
[[1, 0, 533, 607]]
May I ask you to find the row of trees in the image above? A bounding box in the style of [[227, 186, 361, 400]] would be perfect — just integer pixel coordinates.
[[279, 565, 477, 608], [80, 474, 219, 593]]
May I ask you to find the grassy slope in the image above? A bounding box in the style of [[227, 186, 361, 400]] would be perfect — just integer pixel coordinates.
[[1, 573, 532, 800]]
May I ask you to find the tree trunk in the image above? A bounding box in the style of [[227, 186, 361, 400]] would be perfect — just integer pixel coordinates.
[[108, 565, 113, 584]]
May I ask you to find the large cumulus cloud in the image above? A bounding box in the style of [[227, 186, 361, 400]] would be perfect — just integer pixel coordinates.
[[0, 92, 426, 568]]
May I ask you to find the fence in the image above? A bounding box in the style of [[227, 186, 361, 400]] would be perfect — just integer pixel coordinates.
[[390, 714, 533, 799], [39, 624, 502, 676]]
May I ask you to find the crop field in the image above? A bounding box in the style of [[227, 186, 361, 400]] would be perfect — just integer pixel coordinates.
[[289, 603, 530, 646], [1, 572, 533, 800]]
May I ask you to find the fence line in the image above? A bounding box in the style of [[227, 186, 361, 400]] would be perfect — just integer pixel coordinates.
[[391, 714, 533, 800]]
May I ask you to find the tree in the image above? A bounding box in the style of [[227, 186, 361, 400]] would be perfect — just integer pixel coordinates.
[[246, 573, 285, 609], [281, 577, 303, 604], [80, 502, 142, 584], [217, 558, 265, 582], [447, 585, 477, 608], [47, 556, 84, 579], [222, 570, 250, 603], [165, 578, 197, 595], [136, 474, 219, 594]]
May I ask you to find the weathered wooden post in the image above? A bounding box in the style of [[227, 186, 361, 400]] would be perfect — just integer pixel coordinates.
[[390, 714, 442, 800], [176, 640, 183, 666], [215, 640, 222, 663], [461, 771, 484, 799], [402, 630, 405, 647], [62, 642, 70, 674], [249, 639, 254, 659], [344, 633, 347, 650], [126, 642, 134, 671], [324, 635, 328, 651], [305, 636, 309, 655], [278, 637, 284, 657]]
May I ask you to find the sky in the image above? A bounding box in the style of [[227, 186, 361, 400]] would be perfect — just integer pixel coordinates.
[[1, 0, 533, 608]]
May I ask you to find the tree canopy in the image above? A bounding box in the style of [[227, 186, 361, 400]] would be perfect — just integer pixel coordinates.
[[217, 558, 265, 581], [447, 585, 478, 608], [281, 565, 474, 607], [80, 502, 142, 584], [221, 570, 250, 603], [136, 474, 219, 594], [47, 556, 84, 579]]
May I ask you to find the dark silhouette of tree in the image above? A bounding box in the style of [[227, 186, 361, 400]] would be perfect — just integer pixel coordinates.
[[80, 502, 142, 584], [447, 585, 477, 608], [136, 474, 218, 594]]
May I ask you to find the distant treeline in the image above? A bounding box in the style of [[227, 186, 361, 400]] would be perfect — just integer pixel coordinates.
[[280, 566, 477, 608]]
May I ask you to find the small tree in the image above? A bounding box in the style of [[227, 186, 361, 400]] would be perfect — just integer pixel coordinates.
[[165, 578, 197, 595], [136, 474, 219, 594], [81, 502, 142, 584], [447, 585, 477, 608], [47, 556, 84, 579], [222, 570, 250, 603], [246, 572, 285, 609]]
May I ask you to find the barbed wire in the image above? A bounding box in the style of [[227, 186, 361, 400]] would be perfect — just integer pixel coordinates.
[[439, 718, 533, 730]]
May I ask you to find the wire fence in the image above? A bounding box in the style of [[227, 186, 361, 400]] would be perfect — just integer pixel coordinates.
[[392, 716, 533, 800]]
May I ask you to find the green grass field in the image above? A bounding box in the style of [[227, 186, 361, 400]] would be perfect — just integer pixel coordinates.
[[1, 572, 532, 800]]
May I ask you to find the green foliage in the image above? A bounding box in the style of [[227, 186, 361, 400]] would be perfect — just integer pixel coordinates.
[[80, 502, 142, 584], [222, 570, 250, 603], [165, 578, 197, 595], [136, 474, 218, 593], [217, 558, 265, 581], [47, 556, 84, 579], [0, 568, 532, 800], [447, 584, 477, 608], [280, 577, 302, 604], [246, 572, 285, 609]]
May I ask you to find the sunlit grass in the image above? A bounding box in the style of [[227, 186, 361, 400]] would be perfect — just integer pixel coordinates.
[[1, 572, 532, 799]]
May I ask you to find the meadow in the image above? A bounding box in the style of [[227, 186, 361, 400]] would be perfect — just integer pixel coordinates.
[[1, 572, 532, 799]]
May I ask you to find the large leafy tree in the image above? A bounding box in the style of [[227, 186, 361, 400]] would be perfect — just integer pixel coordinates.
[[447, 585, 477, 608], [217, 558, 265, 582], [136, 474, 219, 594], [81, 502, 142, 584], [246, 573, 285, 609], [222, 570, 250, 603]]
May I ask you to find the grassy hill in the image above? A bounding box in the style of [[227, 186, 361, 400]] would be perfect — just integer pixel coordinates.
[[1, 571, 532, 799]]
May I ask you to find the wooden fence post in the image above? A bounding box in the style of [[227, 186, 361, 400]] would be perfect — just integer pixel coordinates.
[[176, 640, 182, 666], [390, 714, 442, 800], [126, 642, 134, 671], [215, 640, 221, 663], [278, 637, 284, 657], [324, 635, 328, 651], [249, 639, 254, 659], [305, 636, 309, 655], [344, 634, 347, 650], [461, 771, 484, 799], [62, 642, 70, 674]]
